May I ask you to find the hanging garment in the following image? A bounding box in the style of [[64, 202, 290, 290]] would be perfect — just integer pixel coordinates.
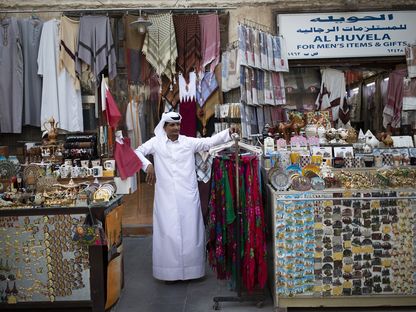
[[59, 15, 80, 90], [405, 45, 416, 79], [266, 33, 275, 71], [173, 14, 201, 81], [246, 27, 255, 67], [114, 136, 142, 180], [207, 156, 267, 292], [77, 15, 117, 84], [196, 71, 218, 107], [383, 69, 407, 129], [161, 74, 180, 108], [271, 72, 286, 105], [259, 31, 268, 70], [126, 49, 141, 84], [135, 120, 231, 281], [315, 68, 346, 122], [240, 67, 247, 104], [0, 17, 23, 133], [273, 36, 289, 72], [19, 17, 43, 127], [38, 19, 83, 132], [126, 100, 145, 148], [197, 89, 221, 136], [179, 98, 197, 137], [237, 24, 248, 67], [257, 70, 265, 104], [142, 13, 177, 79], [227, 48, 240, 90], [253, 29, 261, 69], [221, 50, 230, 92], [402, 78, 416, 111], [199, 14, 220, 72], [124, 14, 146, 51]]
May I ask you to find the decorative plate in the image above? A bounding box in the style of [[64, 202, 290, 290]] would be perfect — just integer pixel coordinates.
[[0, 160, 16, 179], [291, 176, 312, 191], [269, 169, 291, 191], [302, 164, 320, 176], [286, 164, 302, 178], [23, 164, 44, 184]]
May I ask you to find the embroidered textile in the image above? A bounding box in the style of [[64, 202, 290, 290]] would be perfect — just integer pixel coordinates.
[[207, 156, 267, 292]]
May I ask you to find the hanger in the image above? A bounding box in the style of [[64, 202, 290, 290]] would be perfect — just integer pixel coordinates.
[[209, 133, 262, 156]]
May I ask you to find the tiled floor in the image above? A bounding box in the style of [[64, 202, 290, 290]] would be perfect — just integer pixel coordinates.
[[113, 237, 416, 312], [113, 236, 274, 312]]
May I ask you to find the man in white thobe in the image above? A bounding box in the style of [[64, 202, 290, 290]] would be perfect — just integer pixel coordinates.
[[135, 112, 233, 281]]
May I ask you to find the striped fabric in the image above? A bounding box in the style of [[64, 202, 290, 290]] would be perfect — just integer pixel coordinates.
[[173, 14, 201, 82], [59, 15, 80, 89], [142, 13, 177, 79]]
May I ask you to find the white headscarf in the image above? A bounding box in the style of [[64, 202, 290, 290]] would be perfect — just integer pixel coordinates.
[[154, 112, 182, 137]]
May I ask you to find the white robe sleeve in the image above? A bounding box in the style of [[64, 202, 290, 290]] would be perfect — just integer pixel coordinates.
[[190, 129, 231, 153], [134, 137, 156, 172]]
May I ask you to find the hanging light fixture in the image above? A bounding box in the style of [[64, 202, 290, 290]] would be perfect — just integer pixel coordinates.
[[130, 10, 152, 34]]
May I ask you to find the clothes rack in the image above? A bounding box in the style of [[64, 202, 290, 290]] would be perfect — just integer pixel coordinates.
[[209, 133, 265, 310]]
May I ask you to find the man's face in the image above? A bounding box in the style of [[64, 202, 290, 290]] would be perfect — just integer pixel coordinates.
[[164, 122, 181, 138]]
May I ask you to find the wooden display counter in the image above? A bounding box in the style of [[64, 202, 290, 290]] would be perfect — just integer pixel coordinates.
[[0, 196, 124, 312]]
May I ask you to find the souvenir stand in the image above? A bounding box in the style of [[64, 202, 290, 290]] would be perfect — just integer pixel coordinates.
[[0, 194, 124, 312], [265, 134, 416, 310]]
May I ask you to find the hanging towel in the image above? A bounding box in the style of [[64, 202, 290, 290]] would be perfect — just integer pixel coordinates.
[[259, 31, 269, 70], [199, 14, 220, 72]]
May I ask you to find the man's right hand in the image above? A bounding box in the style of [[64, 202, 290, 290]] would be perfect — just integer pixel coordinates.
[[145, 164, 156, 185]]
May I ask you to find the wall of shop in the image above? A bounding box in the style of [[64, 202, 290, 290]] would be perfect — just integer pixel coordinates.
[[3, 1, 416, 44]]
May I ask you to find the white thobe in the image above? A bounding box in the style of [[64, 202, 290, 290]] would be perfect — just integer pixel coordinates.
[[38, 19, 83, 132], [135, 129, 230, 281]]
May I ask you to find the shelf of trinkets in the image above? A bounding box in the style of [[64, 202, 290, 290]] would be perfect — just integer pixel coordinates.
[[268, 187, 416, 309]]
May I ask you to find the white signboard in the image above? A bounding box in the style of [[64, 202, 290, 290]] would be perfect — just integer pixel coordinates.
[[278, 11, 416, 59]]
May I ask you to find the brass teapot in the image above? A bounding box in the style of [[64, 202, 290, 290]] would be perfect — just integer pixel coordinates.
[[43, 117, 59, 145]]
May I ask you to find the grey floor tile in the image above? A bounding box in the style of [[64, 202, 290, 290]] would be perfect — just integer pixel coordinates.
[[115, 237, 413, 312]]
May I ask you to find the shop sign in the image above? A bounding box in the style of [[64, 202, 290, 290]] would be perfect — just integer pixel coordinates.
[[278, 11, 415, 59]]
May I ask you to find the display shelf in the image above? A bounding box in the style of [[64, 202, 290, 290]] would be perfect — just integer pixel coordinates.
[[0, 196, 124, 312], [268, 185, 416, 310]]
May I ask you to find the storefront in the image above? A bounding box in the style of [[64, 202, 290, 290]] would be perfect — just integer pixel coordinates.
[[264, 9, 416, 310]]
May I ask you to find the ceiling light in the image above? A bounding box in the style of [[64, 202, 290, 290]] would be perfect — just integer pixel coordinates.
[[130, 10, 152, 34]]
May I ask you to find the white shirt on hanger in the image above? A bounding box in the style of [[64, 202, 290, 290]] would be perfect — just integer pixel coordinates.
[[38, 19, 83, 132]]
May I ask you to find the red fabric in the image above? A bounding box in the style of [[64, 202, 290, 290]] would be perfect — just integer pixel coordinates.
[[114, 137, 142, 180], [105, 89, 122, 128], [179, 98, 197, 137]]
